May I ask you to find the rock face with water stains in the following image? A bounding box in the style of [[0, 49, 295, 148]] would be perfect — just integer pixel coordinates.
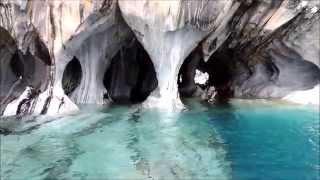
[[197, 0, 320, 99], [1, 0, 320, 116], [118, 0, 241, 110], [1, 0, 132, 116]]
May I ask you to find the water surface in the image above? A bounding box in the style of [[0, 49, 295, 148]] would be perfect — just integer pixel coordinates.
[[1, 99, 319, 180]]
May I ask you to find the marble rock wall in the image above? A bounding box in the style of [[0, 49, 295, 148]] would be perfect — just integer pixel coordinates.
[[1, 0, 319, 116]]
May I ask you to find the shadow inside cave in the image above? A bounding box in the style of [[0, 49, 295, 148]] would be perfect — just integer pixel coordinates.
[[62, 57, 83, 96], [103, 38, 158, 104]]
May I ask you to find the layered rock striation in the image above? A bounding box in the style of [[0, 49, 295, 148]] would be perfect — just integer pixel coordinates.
[[1, 0, 319, 116]]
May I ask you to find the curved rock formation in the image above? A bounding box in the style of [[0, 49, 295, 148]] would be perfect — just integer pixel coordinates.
[[198, 1, 320, 100], [0, 0, 319, 116], [0, 27, 22, 114], [1, 0, 132, 115], [118, 0, 238, 110], [104, 38, 158, 104]]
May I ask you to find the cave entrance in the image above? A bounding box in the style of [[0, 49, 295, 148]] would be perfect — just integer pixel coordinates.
[[62, 57, 82, 96], [202, 49, 235, 99], [178, 46, 208, 98], [103, 39, 157, 104], [178, 46, 235, 102]]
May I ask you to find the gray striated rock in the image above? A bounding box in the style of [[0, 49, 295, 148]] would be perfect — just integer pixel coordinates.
[[0, 26, 51, 115], [231, 40, 320, 98], [179, 0, 320, 101], [0, 27, 21, 114], [0, 0, 319, 116], [62, 10, 132, 105], [199, 3, 320, 99], [119, 0, 237, 110], [1, 0, 131, 116]]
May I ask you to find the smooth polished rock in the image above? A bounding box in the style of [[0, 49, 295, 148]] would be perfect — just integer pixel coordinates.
[[1, 0, 319, 116]]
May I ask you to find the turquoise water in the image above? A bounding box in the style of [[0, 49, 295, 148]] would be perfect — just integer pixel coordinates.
[[0, 99, 319, 180]]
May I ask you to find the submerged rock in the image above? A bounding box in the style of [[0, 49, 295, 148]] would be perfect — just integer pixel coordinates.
[[0, 127, 12, 135]]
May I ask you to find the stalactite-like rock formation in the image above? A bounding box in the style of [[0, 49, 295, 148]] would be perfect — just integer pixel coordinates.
[[1, 0, 319, 116], [1, 0, 132, 115], [118, 0, 239, 110]]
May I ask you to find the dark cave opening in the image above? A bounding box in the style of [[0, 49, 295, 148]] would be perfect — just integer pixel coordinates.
[[199, 49, 236, 99], [178, 46, 203, 98], [103, 39, 158, 104], [62, 57, 82, 96], [10, 52, 25, 78], [178, 46, 236, 102]]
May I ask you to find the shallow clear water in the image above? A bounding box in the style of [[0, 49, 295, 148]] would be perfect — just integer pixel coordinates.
[[0, 99, 319, 180]]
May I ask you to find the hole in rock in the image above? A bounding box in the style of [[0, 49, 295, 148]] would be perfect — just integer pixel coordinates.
[[178, 46, 206, 98], [199, 49, 236, 99], [103, 39, 157, 104], [178, 46, 235, 102], [62, 57, 82, 96]]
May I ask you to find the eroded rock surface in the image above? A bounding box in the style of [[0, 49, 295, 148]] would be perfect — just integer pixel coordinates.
[[1, 0, 319, 116], [198, 2, 320, 99], [1, 0, 130, 116], [119, 0, 238, 110]]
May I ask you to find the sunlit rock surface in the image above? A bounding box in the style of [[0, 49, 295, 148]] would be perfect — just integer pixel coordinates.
[[283, 85, 320, 105], [1, 0, 320, 116]]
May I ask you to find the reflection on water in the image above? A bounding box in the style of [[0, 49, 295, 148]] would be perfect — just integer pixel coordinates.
[[0, 99, 319, 180]]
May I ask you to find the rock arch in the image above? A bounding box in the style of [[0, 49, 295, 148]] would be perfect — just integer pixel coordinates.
[[103, 38, 157, 104]]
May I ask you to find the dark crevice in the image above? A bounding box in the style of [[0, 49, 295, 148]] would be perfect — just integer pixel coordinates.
[[10, 51, 24, 78], [33, 33, 52, 65], [103, 39, 157, 104], [62, 57, 82, 96]]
